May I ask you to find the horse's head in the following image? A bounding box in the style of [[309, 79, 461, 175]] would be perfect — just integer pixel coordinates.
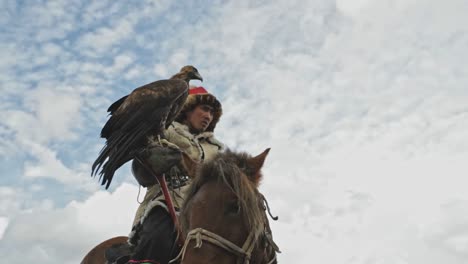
[[178, 149, 279, 264]]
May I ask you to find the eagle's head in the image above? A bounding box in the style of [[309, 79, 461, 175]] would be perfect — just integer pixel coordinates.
[[172, 65, 203, 83]]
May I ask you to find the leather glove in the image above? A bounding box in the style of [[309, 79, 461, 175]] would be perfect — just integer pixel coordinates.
[[132, 144, 182, 186], [141, 144, 182, 175]]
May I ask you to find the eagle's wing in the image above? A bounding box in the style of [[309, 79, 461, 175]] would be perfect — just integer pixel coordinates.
[[165, 87, 189, 129], [92, 79, 188, 189], [100, 95, 128, 138], [108, 95, 128, 113], [101, 79, 187, 139]]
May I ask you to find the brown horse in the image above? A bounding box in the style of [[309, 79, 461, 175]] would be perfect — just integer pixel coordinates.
[[81, 149, 280, 264], [81, 236, 128, 264], [177, 149, 280, 264]]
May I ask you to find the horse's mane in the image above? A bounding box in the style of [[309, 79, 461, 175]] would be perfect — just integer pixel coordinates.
[[180, 149, 264, 237]]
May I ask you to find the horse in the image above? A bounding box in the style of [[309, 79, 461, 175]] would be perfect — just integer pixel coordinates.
[[81, 236, 129, 264], [81, 148, 280, 264], [176, 148, 280, 264]]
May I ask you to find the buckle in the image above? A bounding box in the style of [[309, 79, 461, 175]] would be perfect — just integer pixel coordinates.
[[169, 175, 189, 188]]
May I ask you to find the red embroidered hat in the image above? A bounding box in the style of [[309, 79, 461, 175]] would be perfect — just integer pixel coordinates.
[[189, 86, 209, 95]]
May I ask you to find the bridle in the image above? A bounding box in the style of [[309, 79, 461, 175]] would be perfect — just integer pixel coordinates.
[[172, 225, 277, 264], [171, 195, 280, 264]]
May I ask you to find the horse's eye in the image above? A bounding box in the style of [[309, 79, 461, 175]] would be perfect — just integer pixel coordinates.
[[225, 201, 240, 216]]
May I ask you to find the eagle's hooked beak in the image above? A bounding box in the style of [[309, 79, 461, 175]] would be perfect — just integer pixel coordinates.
[[193, 72, 203, 82]]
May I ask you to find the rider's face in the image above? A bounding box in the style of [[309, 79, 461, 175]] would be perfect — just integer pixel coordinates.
[[186, 104, 214, 133]]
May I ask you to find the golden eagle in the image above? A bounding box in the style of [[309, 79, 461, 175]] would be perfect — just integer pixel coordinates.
[[91, 65, 203, 189]]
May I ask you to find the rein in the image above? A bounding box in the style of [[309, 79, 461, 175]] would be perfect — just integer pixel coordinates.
[[172, 226, 262, 264], [171, 195, 280, 264]]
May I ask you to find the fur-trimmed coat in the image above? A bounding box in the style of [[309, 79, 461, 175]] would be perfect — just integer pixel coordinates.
[[131, 121, 223, 227]]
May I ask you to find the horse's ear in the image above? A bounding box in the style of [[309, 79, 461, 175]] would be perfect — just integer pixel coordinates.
[[246, 148, 270, 185], [181, 152, 199, 179]]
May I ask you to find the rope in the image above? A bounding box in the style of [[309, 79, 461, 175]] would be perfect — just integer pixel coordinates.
[[171, 224, 265, 264], [170, 194, 280, 263], [261, 193, 278, 221]]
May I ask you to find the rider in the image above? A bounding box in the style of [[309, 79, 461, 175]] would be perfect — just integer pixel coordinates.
[[127, 86, 224, 264]]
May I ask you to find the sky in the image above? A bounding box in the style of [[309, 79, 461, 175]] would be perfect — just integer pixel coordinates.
[[1, 0, 468, 263]]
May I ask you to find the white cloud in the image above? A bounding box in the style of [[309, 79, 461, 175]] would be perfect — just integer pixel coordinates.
[[335, 0, 372, 18], [77, 17, 136, 55], [0, 217, 8, 240], [124, 65, 145, 80], [168, 50, 190, 69], [30, 87, 82, 141], [153, 63, 169, 78], [1, 84, 83, 146], [41, 42, 64, 58], [0, 187, 22, 216], [0, 183, 140, 263], [22, 140, 97, 191], [105, 53, 135, 75]]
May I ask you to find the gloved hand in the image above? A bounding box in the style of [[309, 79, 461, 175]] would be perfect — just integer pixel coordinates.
[[142, 144, 182, 175], [132, 144, 182, 186]]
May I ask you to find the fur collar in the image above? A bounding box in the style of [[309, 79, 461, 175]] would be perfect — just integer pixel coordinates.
[[171, 122, 224, 149]]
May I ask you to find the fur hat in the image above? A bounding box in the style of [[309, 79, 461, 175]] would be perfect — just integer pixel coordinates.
[[175, 86, 222, 132]]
